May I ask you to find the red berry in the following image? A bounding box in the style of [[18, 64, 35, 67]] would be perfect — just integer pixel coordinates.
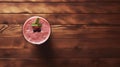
[[32, 26, 41, 32]]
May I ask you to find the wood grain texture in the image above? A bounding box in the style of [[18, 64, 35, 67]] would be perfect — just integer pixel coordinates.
[[0, 58, 120, 67], [0, 24, 120, 38], [24, 38, 120, 49], [0, 34, 120, 49], [0, 0, 120, 2], [0, 35, 120, 49], [0, 47, 120, 58], [0, 24, 120, 49], [0, 24, 24, 48], [0, 3, 120, 13], [0, 37, 24, 48], [0, 14, 120, 24], [0, 0, 120, 67], [0, 24, 80, 38]]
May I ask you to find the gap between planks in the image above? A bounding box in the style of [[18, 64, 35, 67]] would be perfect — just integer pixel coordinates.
[[0, 0, 120, 3]]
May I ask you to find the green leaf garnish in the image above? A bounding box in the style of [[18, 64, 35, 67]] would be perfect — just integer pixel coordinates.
[[32, 23, 40, 26], [35, 18, 39, 24], [32, 18, 42, 27]]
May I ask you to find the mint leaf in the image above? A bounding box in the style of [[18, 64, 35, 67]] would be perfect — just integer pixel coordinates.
[[35, 18, 39, 24], [32, 23, 39, 26], [31, 18, 42, 27]]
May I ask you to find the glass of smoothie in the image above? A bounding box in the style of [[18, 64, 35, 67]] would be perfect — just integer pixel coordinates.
[[23, 16, 51, 45]]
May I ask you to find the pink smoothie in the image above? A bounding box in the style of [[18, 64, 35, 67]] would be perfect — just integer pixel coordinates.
[[23, 16, 51, 44]]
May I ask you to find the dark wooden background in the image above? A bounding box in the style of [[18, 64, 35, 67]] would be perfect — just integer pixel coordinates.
[[0, 0, 120, 67]]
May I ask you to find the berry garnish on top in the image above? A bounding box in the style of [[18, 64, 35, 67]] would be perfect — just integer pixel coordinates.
[[32, 18, 42, 32]]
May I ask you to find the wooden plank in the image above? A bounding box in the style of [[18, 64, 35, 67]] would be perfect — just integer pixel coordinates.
[[0, 0, 120, 3], [0, 37, 24, 48], [0, 36, 120, 49], [24, 38, 120, 49], [0, 38, 80, 49], [0, 24, 24, 48], [0, 24, 23, 48], [0, 24, 120, 38], [0, 58, 120, 67], [1, 14, 120, 24], [0, 24, 81, 38], [0, 3, 120, 13], [0, 47, 120, 58], [0, 37, 120, 49]]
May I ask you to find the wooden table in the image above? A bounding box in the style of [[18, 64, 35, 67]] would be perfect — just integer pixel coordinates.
[[0, 0, 120, 67]]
